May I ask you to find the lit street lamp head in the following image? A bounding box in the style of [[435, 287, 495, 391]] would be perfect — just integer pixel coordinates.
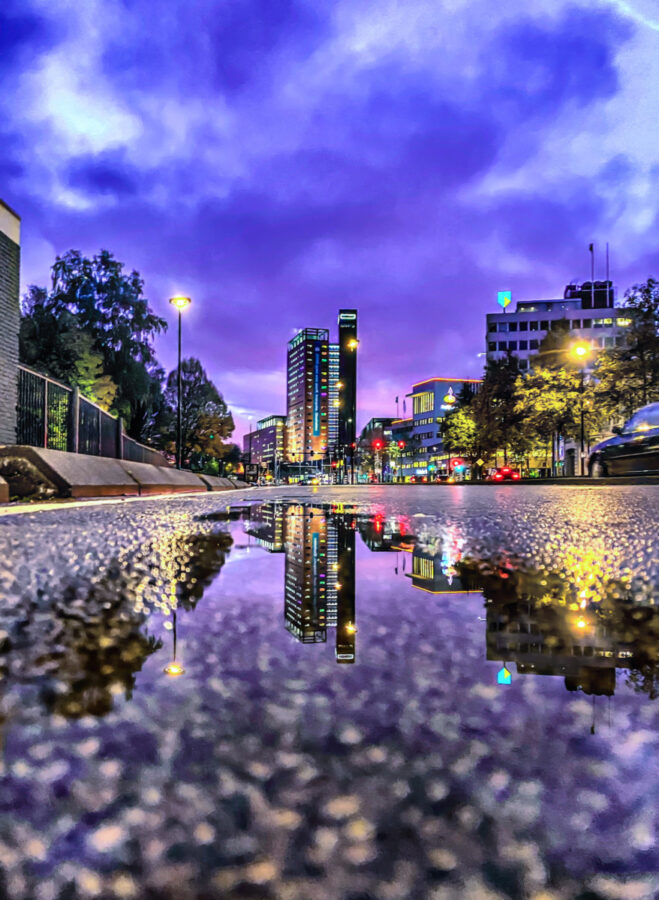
[[572, 342, 590, 360], [169, 295, 192, 311], [347, 339, 359, 350]]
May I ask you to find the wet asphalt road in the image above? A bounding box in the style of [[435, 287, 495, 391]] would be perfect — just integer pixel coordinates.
[[0, 484, 657, 900]]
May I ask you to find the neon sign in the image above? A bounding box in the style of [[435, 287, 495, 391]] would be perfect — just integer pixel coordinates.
[[497, 290, 512, 309]]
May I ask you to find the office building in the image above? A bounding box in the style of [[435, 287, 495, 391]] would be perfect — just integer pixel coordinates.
[[337, 309, 358, 461], [392, 377, 482, 480], [285, 329, 330, 463], [485, 281, 632, 371], [328, 342, 340, 454], [243, 415, 286, 470]]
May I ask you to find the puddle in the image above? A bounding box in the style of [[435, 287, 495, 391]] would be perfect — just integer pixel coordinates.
[[0, 499, 657, 898]]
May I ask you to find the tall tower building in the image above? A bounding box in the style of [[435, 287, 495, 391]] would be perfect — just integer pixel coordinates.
[[285, 328, 330, 463], [328, 342, 340, 455], [337, 309, 358, 462]]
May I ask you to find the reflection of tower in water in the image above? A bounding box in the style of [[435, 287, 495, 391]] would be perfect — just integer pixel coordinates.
[[284, 506, 328, 643], [335, 516, 356, 664], [277, 504, 357, 663]]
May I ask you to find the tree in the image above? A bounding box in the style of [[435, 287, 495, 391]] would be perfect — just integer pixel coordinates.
[[594, 278, 659, 421], [20, 288, 118, 411], [442, 406, 481, 465], [71, 332, 117, 411], [471, 356, 524, 462], [164, 358, 234, 468], [46, 250, 168, 438]]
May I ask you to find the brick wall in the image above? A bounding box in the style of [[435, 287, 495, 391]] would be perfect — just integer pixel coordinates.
[[0, 202, 20, 445]]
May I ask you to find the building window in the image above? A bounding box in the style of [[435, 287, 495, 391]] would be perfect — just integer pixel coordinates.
[[519, 359, 529, 370], [413, 392, 434, 414], [519, 322, 528, 331], [519, 340, 528, 350], [530, 339, 539, 350], [529, 321, 538, 331], [540, 320, 549, 330], [488, 323, 497, 333], [583, 318, 592, 328], [509, 322, 517, 332], [498, 322, 508, 332], [571, 320, 581, 329], [509, 341, 517, 350], [488, 342, 496, 352], [498, 341, 507, 351]]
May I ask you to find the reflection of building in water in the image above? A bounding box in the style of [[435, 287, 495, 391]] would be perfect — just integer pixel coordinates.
[[335, 516, 356, 664], [284, 506, 328, 643], [484, 588, 659, 697], [245, 501, 286, 552]]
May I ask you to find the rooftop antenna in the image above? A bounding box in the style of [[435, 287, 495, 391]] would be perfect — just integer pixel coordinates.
[[589, 243, 595, 307]]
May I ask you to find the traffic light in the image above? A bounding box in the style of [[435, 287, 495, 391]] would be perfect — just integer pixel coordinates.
[[398, 440, 405, 449], [373, 440, 383, 451]]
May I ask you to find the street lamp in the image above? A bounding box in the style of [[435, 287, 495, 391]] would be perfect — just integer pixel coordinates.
[[169, 295, 192, 469], [571, 341, 591, 476]]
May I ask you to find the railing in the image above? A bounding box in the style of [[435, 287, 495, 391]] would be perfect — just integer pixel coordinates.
[[16, 365, 169, 466]]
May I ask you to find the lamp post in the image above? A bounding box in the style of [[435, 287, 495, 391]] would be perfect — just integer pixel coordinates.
[[169, 296, 192, 469], [572, 341, 591, 476]]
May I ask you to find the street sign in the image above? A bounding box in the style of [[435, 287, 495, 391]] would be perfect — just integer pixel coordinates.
[[476, 458, 484, 466], [497, 290, 512, 309], [450, 457, 464, 470]]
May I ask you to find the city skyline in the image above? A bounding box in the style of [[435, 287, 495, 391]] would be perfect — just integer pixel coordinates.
[[3, 0, 659, 440]]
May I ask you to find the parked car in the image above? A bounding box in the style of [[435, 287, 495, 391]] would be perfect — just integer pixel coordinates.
[[489, 466, 521, 482], [589, 402, 659, 476]]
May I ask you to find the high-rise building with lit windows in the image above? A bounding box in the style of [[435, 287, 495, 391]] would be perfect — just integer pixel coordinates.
[[285, 329, 330, 463], [338, 310, 358, 453], [328, 342, 340, 454]]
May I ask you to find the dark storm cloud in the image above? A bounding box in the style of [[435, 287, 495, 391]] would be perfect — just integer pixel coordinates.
[[486, 6, 629, 117], [0, 0, 55, 74], [100, 0, 333, 97], [66, 151, 141, 197]]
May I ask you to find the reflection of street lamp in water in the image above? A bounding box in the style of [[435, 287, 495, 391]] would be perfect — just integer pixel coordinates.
[[163, 609, 185, 677]]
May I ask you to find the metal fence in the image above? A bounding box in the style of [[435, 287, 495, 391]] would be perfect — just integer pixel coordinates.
[[16, 365, 169, 466]]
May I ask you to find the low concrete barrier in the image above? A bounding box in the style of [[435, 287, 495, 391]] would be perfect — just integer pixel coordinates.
[[198, 474, 236, 491], [0, 446, 254, 500], [118, 459, 205, 495], [0, 446, 140, 499]]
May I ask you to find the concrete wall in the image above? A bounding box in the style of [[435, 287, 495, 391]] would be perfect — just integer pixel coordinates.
[[0, 201, 20, 446]]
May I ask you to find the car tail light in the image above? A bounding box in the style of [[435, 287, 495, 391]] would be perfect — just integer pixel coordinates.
[[512, 472, 520, 480], [494, 473, 503, 480], [501, 467, 510, 473]]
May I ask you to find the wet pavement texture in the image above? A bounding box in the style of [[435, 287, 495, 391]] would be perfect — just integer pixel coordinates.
[[0, 484, 657, 900]]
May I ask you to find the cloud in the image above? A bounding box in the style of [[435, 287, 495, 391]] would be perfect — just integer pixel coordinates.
[[2, 0, 653, 439]]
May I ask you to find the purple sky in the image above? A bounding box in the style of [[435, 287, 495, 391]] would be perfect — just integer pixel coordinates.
[[3, 0, 659, 440]]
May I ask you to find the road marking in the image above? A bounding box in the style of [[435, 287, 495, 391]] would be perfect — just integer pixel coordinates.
[[0, 491, 246, 519]]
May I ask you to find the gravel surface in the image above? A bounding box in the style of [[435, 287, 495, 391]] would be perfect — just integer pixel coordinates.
[[0, 485, 657, 899]]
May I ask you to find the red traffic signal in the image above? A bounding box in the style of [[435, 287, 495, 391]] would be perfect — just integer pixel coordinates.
[[398, 440, 406, 449], [373, 440, 383, 451]]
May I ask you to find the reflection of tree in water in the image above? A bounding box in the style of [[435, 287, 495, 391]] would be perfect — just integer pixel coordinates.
[[0, 530, 233, 723]]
